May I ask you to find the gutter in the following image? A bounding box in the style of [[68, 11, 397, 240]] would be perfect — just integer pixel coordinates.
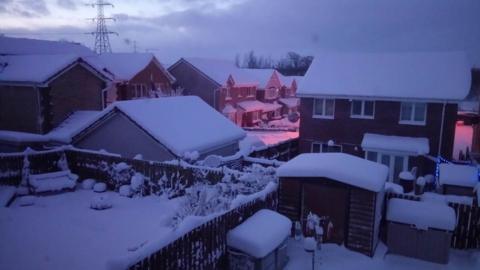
[[437, 101, 447, 156]]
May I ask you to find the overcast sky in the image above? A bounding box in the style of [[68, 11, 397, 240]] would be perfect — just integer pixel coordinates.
[[0, 0, 479, 66]]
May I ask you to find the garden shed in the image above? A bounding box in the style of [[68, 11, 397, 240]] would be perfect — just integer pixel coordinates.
[[277, 153, 389, 256], [439, 163, 478, 196]]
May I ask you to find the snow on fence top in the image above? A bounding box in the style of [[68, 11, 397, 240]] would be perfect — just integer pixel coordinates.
[[387, 198, 456, 231], [298, 52, 471, 101], [226, 209, 291, 258], [277, 153, 388, 192], [361, 133, 430, 155], [439, 163, 478, 188], [74, 96, 246, 157]]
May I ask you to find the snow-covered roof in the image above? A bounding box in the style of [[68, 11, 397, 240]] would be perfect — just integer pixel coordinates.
[[0, 54, 111, 85], [49, 111, 101, 143], [98, 53, 174, 82], [299, 52, 471, 101], [278, 98, 300, 108], [0, 36, 94, 56], [439, 163, 478, 188], [387, 198, 456, 231], [0, 54, 78, 84], [262, 102, 282, 112], [0, 130, 50, 143], [76, 96, 246, 157], [279, 74, 302, 88], [361, 133, 430, 155], [244, 69, 276, 89], [178, 57, 258, 86], [222, 104, 237, 114], [226, 209, 291, 258], [237, 100, 266, 112], [277, 153, 388, 192]]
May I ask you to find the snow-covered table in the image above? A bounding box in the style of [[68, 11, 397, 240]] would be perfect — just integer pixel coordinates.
[[227, 209, 291, 270], [29, 170, 78, 194], [386, 198, 456, 264]]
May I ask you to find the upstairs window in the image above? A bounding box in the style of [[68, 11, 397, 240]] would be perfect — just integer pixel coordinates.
[[351, 100, 375, 119], [400, 102, 427, 125], [265, 87, 278, 99], [225, 88, 231, 99], [313, 98, 335, 119]]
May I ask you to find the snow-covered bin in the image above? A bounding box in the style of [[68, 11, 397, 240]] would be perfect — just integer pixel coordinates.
[[399, 171, 415, 193], [439, 163, 478, 196], [28, 170, 78, 194], [386, 198, 456, 264], [226, 209, 291, 270]]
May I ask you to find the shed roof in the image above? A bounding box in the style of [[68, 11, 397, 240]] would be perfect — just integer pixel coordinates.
[[299, 52, 471, 101], [361, 133, 430, 155], [277, 153, 388, 192], [439, 163, 478, 188], [74, 96, 246, 157]]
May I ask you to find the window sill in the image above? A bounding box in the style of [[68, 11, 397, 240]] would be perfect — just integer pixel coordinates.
[[350, 115, 374, 120], [312, 115, 334, 119], [399, 120, 426, 126]]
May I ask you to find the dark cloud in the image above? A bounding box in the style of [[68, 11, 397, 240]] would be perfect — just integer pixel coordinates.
[[0, 0, 49, 17], [57, 0, 76, 10]]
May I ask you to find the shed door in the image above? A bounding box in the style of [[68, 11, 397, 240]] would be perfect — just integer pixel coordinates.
[[302, 183, 348, 244]]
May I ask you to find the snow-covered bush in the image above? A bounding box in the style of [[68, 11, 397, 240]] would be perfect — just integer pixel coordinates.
[[93, 183, 107, 193], [119, 185, 132, 197], [56, 152, 69, 171], [81, 179, 96, 190], [20, 155, 30, 188], [90, 195, 112, 210]]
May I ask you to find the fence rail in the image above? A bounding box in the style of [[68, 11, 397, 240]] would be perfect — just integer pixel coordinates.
[[385, 192, 480, 249], [129, 191, 277, 270], [249, 138, 299, 161]]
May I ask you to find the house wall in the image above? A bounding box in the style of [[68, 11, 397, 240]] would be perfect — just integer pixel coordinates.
[[74, 112, 176, 161], [0, 85, 42, 133], [117, 60, 173, 100], [299, 98, 457, 160], [168, 61, 219, 109], [49, 64, 106, 129]]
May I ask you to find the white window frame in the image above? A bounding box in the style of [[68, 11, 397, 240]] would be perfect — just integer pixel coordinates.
[[311, 141, 342, 153], [225, 88, 232, 100], [251, 111, 260, 122], [247, 87, 255, 98], [399, 102, 427, 126], [364, 150, 409, 182], [312, 98, 335, 119], [350, 100, 375, 119]]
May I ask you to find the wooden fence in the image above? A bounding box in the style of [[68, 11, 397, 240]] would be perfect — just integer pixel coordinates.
[[249, 138, 299, 161], [385, 192, 480, 249], [129, 190, 278, 270]]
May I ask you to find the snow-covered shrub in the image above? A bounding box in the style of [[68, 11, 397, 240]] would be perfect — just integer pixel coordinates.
[[119, 185, 132, 197], [133, 154, 143, 160], [81, 179, 96, 190], [130, 173, 144, 192], [20, 155, 30, 188], [93, 183, 107, 193], [183, 151, 200, 163], [90, 195, 112, 210], [237, 164, 277, 194]]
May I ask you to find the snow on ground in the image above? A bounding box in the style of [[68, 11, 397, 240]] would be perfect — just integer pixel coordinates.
[[0, 190, 179, 270], [285, 238, 480, 270]]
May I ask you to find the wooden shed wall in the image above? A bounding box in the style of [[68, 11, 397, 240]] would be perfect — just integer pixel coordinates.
[[278, 177, 378, 256]]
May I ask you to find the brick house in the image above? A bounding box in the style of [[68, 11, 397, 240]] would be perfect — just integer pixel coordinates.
[[457, 68, 480, 155], [0, 54, 111, 151], [168, 58, 266, 127], [298, 52, 471, 181], [98, 53, 175, 103], [278, 74, 301, 116]]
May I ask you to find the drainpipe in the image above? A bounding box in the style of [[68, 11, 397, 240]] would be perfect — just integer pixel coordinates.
[[437, 101, 447, 157]]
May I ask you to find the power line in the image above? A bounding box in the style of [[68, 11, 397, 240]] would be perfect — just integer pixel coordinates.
[[86, 0, 117, 54]]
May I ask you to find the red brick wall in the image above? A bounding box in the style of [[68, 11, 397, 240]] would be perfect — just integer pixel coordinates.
[[0, 85, 41, 133], [299, 98, 457, 159], [117, 60, 173, 100]]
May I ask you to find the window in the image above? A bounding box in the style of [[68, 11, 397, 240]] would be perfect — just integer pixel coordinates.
[[133, 84, 141, 98], [313, 98, 335, 119], [311, 142, 342, 153], [365, 151, 409, 182], [399, 102, 427, 125], [247, 88, 255, 97], [265, 87, 278, 99], [251, 111, 259, 122], [225, 88, 231, 99], [350, 100, 375, 119]]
